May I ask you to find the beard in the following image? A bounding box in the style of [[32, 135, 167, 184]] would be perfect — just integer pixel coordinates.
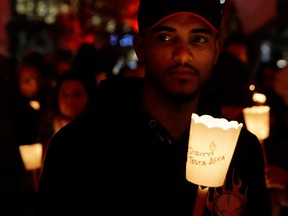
[[146, 73, 201, 105], [164, 84, 200, 105], [144, 62, 204, 105]]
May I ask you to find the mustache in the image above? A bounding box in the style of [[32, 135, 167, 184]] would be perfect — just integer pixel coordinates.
[[167, 62, 199, 72]]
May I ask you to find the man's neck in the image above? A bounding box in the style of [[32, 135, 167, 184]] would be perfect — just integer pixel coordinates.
[[142, 83, 199, 139]]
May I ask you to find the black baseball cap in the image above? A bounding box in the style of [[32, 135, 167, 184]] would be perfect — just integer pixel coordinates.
[[137, 0, 223, 32]]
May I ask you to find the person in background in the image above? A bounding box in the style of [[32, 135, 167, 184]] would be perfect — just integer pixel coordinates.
[[207, 35, 254, 122], [71, 43, 110, 87], [266, 165, 288, 216], [264, 65, 288, 216], [10, 51, 54, 216], [37, 70, 97, 157], [53, 49, 74, 76], [36, 0, 271, 215], [12, 51, 51, 147], [0, 53, 32, 215]]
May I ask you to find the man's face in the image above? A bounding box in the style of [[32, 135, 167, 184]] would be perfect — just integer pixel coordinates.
[[134, 13, 220, 104]]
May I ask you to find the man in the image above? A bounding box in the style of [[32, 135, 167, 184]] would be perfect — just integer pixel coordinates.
[[36, 0, 271, 215]]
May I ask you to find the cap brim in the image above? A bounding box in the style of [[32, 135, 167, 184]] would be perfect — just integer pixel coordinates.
[[148, 12, 218, 32]]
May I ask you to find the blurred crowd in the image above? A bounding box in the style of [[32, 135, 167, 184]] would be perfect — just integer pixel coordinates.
[[0, 32, 288, 216], [0, 41, 144, 215]]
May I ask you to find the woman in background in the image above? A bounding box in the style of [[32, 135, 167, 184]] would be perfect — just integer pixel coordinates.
[[37, 70, 97, 156]]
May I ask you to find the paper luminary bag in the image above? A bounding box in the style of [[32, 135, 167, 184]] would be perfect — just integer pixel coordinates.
[[242, 105, 270, 142], [19, 143, 43, 170], [186, 114, 243, 187]]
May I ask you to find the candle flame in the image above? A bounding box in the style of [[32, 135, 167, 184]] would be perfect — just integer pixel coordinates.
[[252, 93, 266, 104], [210, 142, 216, 153]]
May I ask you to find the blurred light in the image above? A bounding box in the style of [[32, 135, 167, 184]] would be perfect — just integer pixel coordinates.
[[112, 56, 125, 75], [119, 34, 133, 47], [37, 1, 47, 17], [253, 92, 266, 104], [29, 100, 40, 110], [44, 15, 56, 24], [128, 60, 138, 70], [276, 59, 288, 69], [83, 34, 95, 44], [128, 4, 138, 14], [16, 2, 26, 14], [109, 34, 118, 46], [106, 19, 116, 33], [260, 40, 271, 63], [91, 15, 101, 26], [49, 4, 59, 16], [26, 1, 34, 13], [126, 49, 139, 69], [60, 4, 69, 14], [249, 84, 255, 91], [16, 0, 61, 24], [126, 49, 138, 61]]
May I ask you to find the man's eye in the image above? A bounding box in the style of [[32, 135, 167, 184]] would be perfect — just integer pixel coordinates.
[[157, 34, 172, 41], [192, 36, 207, 43]]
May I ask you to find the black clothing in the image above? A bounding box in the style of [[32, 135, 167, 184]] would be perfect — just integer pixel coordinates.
[[36, 77, 271, 216]]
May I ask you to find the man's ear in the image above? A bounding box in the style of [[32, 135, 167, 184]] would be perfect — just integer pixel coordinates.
[[133, 34, 145, 63]]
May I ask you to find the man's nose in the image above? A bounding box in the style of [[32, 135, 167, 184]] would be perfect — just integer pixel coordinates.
[[172, 43, 193, 65]]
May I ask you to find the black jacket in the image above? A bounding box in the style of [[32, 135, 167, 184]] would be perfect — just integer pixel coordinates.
[[36, 77, 271, 216]]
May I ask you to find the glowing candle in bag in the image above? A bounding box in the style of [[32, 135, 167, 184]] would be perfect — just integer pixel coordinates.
[[186, 114, 243, 187], [242, 105, 270, 142], [186, 114, 243, 216], [19, 143, 43, 170]]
